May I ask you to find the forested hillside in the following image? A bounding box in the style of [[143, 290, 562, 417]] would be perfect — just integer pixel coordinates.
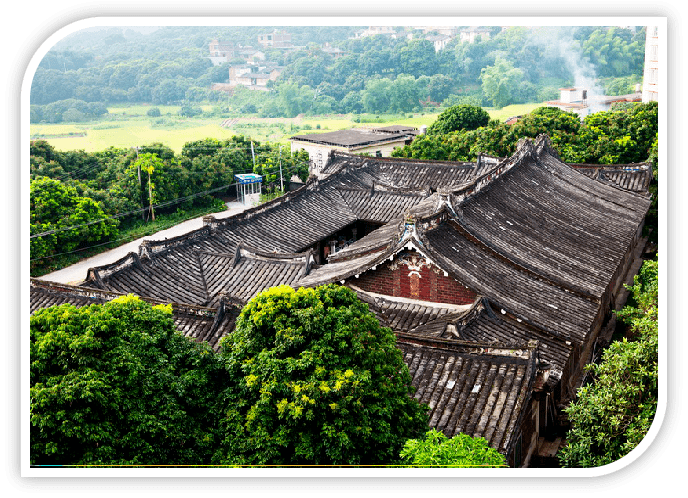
[[31, 25, 646, 121]]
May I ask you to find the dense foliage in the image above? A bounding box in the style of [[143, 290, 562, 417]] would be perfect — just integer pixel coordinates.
[[400, 429, 507, 468], [31, 25, 645, 120], [30, 295, 228, 465], [393, 102, 658, 165], [427, 105, 490, 135], [29, 137, 309, 269], [212, 285, 429, 466], [30, 177, 119, 261], [559, 258, 659, 468]]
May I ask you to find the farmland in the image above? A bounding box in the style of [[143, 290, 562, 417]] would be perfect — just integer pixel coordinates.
[[29, 103, 541, 154]]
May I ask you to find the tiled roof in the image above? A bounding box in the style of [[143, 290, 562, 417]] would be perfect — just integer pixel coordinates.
[[198, 245, 314, 306], [422, 221, 599, 344], [451, 154, 650, 299], [336, 187, 429, 223], [43, 136, 651, 463], [570, 163, 653, 193], [80, 150, 499, 299], [396, 334, 537, 455], [83, 138, 650, 342], [319, 151, 498, 189], [302, 136, 651, 347], [289, 128, 414, 148], [209, 185, 359, 253], [357, 290, 571, 389], [30, 279, 240, 350]]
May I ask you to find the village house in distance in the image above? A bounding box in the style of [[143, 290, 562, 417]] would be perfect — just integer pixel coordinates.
[[31, 135, 653, 467], [289, 125, 421, 176]]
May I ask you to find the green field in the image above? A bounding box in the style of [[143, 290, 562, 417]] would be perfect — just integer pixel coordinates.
[[30, 103, 543, 153]]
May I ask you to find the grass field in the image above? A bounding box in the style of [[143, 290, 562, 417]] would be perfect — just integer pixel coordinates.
[[30, 103, 543, 153]]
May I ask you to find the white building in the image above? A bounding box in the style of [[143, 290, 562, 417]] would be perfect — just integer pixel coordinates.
[[642, 25, 659, 103], [546, 87, 641, 118], [459, 27, 491, 44], [290, 126, 420, 177]]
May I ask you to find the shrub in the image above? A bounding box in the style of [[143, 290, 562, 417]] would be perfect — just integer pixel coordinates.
[[400, 429, 507, 468], [559, 259, 658, 467]]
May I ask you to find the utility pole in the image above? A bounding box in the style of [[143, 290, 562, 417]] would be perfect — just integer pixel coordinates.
[[147, 166, 155, 222], [135, 147, 145, 221], [278, 145, 284, 192]]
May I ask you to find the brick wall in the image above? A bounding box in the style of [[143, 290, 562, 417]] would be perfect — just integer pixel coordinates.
[[352, 250, 476, 305]]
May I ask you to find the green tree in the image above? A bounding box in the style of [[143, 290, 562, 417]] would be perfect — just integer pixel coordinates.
[[577, 102, 658, 164], [559, 259, 658, 468], [427, 104, 490, 135], [389, 74, 421, 113], [30, 295, 228, 465], [30, 177, 118, 262], [480, 57, 525, 109], [425, 74, 455, 103], [580, 27, 644, 78], [361, 77, 392, 114], [400, 429, 507, 468], [277, 81, 315, 117], [213, 284, 429, 466], [132, 152, 164, 221], [398, 39, 438, 78]]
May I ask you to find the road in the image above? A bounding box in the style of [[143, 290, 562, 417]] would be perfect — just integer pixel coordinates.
[[38, 201, 249, 285]]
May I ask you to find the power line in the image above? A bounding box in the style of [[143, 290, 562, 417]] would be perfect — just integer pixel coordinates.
[[30, 164, 304, 261], [30, 162, 305, 239]]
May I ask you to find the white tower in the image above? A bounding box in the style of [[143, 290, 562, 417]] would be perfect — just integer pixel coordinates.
[[642, 26, 659, 103]]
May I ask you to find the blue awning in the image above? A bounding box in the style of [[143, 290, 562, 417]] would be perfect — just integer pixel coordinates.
[[235, 173, 263, 184]]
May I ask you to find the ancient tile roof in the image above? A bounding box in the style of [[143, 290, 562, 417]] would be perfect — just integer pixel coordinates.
[[356, 290, 571, 389], [289, 128, 415, 148], [30, 279, 240, 350], [319, 151, 498, 190], [38, 136, 653, 463], [208, 185, 359, 253], [31, 279, 110, 312], [421, 222, 599, 344], [86, 249, 209, 305], [197, 245, 314, 306], [79, 135, 650, 358], [354, 288, 472, 333], [570, 163, 653, 193], [396, 334, 537, 455], [80, 150, 497, 299], [336, 187, 429, 223], [301, 136, 651, 347]]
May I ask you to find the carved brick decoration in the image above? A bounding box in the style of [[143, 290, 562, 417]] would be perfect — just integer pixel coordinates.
[[355, 250, 477, 305]]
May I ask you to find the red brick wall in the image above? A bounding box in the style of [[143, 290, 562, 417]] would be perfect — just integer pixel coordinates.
[[352, 251, 476, 305]]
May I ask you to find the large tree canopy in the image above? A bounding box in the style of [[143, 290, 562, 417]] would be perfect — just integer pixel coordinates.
[[30, 176, 119, 262], [427, 104, 490, 135], [392, 103, 658, 165], [212, 284, 429, 466], [30, 295, 228, 466]]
